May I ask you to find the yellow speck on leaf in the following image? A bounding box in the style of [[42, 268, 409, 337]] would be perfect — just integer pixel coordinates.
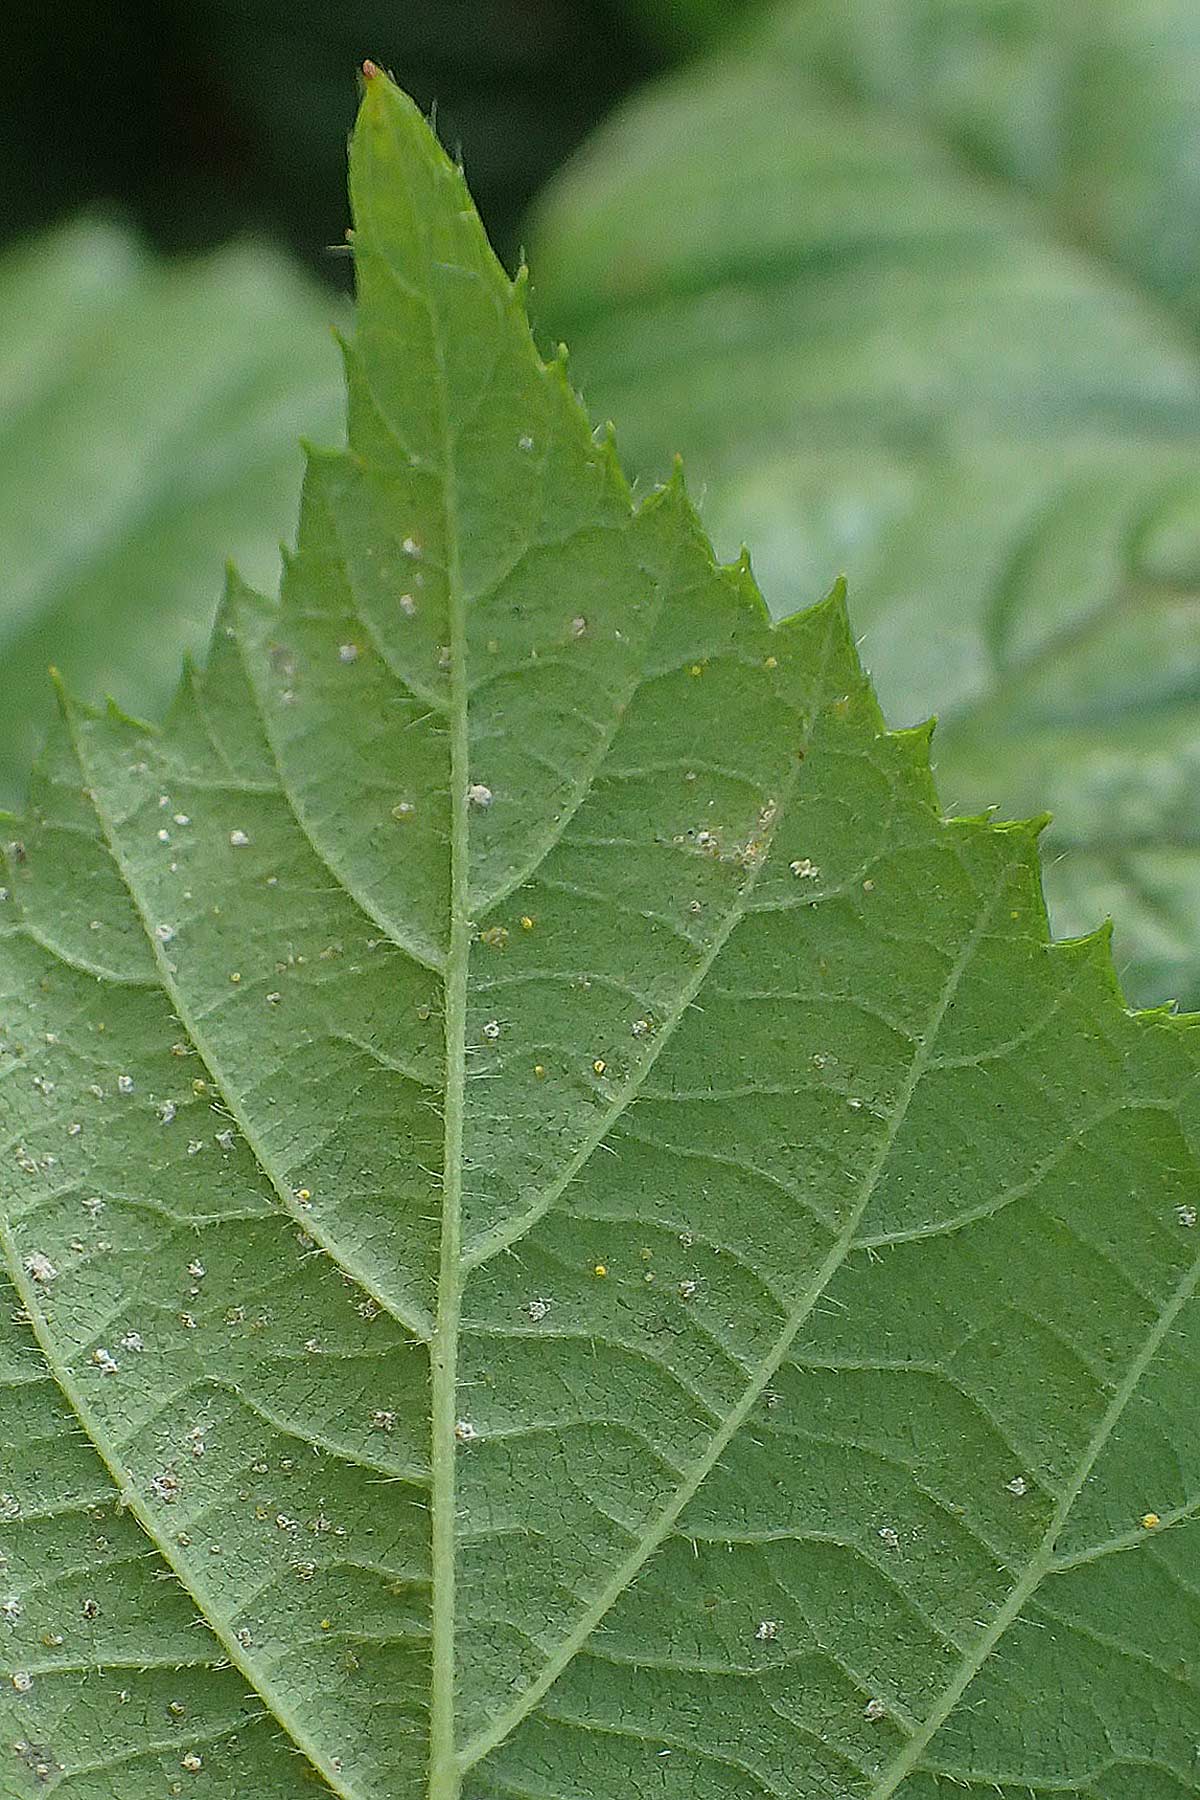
[[593, 1263, 607, 1278], [1141, 1512, 1161, 1530], [593, 1059, 607, 1075], [764, 655, 777, 669], [520, 915, 534, 930], [533, 1063, 546, 1079]]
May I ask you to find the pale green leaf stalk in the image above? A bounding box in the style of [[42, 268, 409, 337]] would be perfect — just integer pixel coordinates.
[[2, 68, 1199, 1800]]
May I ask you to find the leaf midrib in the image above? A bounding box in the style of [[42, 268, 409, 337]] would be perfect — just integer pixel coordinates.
[[420, 184, 471, 1800]]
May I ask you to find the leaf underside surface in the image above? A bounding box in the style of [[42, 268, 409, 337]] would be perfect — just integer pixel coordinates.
[[2, 69, 1200, 1800], [528, 0, 1200, 1013]]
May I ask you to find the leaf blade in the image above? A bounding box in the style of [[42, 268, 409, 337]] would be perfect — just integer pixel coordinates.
[[3, 65, 1200, 1800]]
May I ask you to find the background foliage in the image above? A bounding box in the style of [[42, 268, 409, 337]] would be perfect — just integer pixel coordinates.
[[529, 0, 1200, 1011], [2, 0, 1197, 1009]]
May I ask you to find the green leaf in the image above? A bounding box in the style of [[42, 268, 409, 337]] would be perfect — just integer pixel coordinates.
[[3, 69, 1200, 1800], [527, 0, 1200, 1011], [0, 218, 344, 808]]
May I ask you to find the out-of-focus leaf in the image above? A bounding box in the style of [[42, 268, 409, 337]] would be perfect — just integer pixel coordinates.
[[528, 0, 1200, 1009], [797, 0, 1200, 334], [0, 218, 343, 805]]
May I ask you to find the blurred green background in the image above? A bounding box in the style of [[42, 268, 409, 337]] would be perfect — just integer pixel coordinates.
[[3, 0, 1199, 1008]]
